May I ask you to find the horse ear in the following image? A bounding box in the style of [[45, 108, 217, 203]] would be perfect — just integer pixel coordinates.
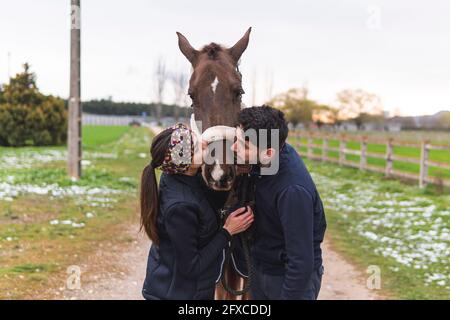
[[176, 32, 198, 65], [228, 27, 252, 63]]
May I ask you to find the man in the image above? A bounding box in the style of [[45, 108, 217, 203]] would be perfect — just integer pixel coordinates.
[[231, 105, 327, 300]]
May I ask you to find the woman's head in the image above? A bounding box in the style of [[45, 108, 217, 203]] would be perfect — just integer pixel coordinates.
[[140, 123, 200, 243], [154, 123, 200, 174]]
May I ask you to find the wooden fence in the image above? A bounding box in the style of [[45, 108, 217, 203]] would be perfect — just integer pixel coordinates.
[[291, 131, 450, 187]]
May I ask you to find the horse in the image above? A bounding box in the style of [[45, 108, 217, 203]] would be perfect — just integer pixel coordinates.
[[176, 28, 253, 300]]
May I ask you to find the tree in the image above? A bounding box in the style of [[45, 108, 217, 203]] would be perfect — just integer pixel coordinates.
[[436, 111, 450, 130], [154, 57, 167, 125], [81, 99, 191, 118], [1, 63, 43, 106], [336, 89, 384, 129], [169, 69, 189, 122], [269, 87, 316, 127], [0, 64, 67, 146], [312, 104, 335, 128]]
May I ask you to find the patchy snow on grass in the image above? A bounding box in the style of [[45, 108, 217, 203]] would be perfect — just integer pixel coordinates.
[[85, 212, 94, 219], [0, 149, 117, 170], [0, 150, 66, 169], [310, 170, 450, 289], [84, 151, 118, 160], [48, 219, 86, 229], [80, 195, 118, 208], [0, 182, 122, 203]]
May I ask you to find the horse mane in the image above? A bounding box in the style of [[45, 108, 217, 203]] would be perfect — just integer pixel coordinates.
[[200, 43, 224, 60]]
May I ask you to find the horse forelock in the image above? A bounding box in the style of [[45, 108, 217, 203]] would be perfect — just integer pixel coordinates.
[[201, 43, 224, 60]]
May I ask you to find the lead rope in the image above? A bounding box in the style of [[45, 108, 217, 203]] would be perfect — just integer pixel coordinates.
[[219, 175, 255, 296], [220, 232, 253, 296]]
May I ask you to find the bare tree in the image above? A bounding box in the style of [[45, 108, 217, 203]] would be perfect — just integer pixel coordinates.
[[336, 89, 384, 129], [251, 68, 257, 106], [154, 57, 167, 124], [264, 68, 274, 103], [170, 68, 189, 122]]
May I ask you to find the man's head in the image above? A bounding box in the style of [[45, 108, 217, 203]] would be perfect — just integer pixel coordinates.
[[231, 105, 288, 166]]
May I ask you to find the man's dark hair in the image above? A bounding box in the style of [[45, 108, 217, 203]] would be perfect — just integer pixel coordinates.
[[237, 105, 289, 150]]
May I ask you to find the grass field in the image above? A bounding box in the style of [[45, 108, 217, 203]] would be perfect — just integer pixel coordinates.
[[303, 159, 449, 299], [289, 131, 450, 180], [82, 126, 130, 147], [1, 126, 448, 299], [0, 125, 152, 299]]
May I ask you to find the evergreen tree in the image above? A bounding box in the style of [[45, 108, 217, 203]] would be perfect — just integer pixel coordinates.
[[0, 64, 67, 146]]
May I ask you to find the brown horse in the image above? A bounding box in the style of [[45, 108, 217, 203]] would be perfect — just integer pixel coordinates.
[[176, 28, 252, 300]]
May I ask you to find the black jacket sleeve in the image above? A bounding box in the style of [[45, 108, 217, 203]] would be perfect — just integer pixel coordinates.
[[277, 185, 315, 299], [165, 203, 229, 279]]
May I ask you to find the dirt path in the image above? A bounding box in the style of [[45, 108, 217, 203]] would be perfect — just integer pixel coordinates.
[[62, 224, 381, 300], [63, 224, 149, 300], [318, 236, 381, 300]]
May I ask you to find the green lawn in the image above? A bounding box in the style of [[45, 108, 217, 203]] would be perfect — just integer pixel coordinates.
[[82, 125, 130, 147], [0, 125, 151, 299]]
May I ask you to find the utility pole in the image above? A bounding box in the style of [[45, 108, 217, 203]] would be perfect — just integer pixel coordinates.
[[68, 0, 82, 179]]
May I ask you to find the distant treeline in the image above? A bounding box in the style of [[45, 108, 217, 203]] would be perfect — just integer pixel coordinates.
[[76, 99, 192, 118]]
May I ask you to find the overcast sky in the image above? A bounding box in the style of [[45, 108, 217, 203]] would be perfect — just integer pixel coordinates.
[[0, 0, 449, 116]]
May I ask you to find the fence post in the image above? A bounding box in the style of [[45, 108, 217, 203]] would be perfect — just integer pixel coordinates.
[[339, 136, 346, 165], [419, 141, 429, 188], [360, 136, 367, 171], [322, 136, 328, 162], [307, 135, 313, 159], [295, 131, 301, 153], [385, 138, 393, 177]]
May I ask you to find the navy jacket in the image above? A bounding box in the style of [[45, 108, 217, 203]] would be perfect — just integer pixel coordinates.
[[251, 143, 327, 299], [142, 173, 230, 300]]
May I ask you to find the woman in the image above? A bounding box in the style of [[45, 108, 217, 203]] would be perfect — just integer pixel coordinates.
[[140, 123, 254, 300]]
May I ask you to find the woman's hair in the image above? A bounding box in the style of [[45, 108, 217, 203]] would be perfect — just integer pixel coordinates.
[[140, 127, 174, 244]]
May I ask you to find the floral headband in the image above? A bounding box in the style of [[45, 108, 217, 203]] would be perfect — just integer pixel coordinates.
[[154, 123, 194, 174]]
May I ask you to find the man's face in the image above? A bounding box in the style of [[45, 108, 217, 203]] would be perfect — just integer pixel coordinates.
[[230, 126, 259, 165]]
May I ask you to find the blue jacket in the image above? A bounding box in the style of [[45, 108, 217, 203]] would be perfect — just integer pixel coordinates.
[[142, 173, 230, 300], [250, 143, 327, 299]]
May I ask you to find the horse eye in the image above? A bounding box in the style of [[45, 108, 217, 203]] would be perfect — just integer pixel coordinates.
[[188, 90, 196, 107], [235, 88, 245, 98]]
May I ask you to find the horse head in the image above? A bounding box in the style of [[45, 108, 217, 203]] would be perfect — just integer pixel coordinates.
[[177, 28, 251, 190]]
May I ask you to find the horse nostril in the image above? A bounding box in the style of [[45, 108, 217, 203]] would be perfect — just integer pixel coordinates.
[[219, 176, 226, 183], [219, 175, 230, 184]]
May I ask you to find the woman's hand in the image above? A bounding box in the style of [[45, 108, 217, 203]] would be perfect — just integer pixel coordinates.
[[223, 206, 254, 236]]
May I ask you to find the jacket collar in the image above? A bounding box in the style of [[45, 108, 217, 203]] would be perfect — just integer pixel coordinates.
[[249, 143, 290, 178], [164, 172, 203, 189]]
